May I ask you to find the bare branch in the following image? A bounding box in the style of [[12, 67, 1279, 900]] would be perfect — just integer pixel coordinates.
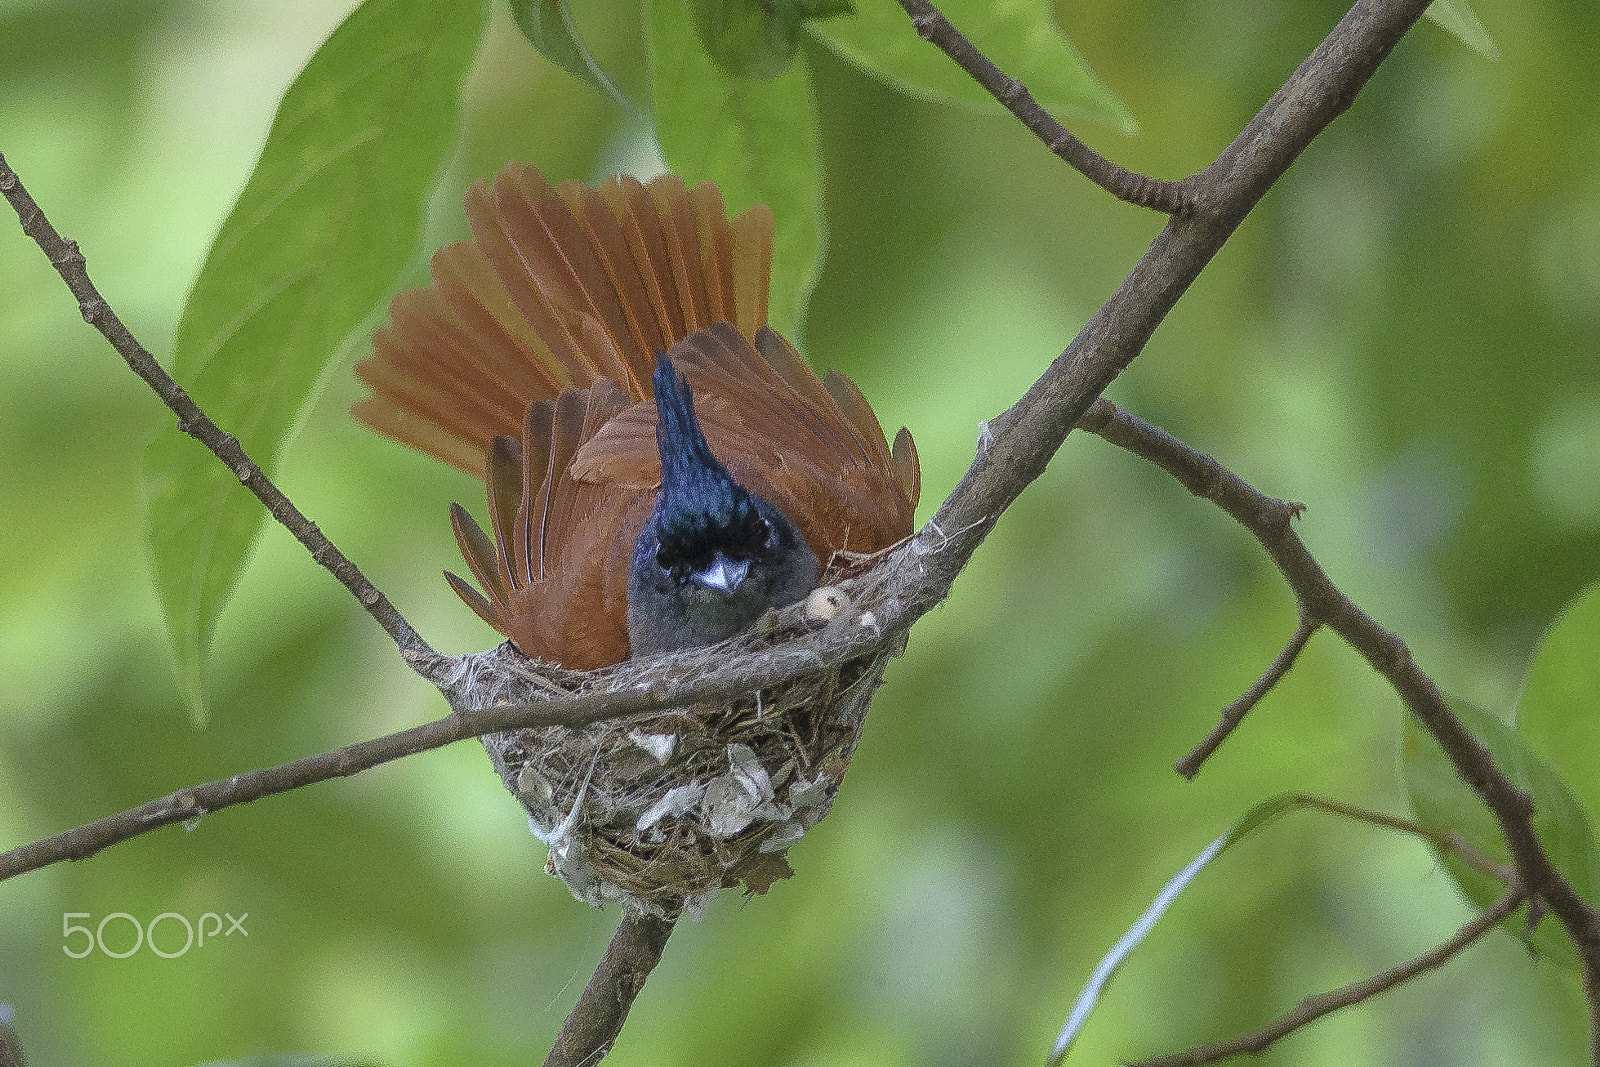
[[1176, 615, 1318, 778], [1076, 395, 1600, 1021], [0, 652, 617, 881], [0, 151, 434, 662], [1129, 885, 1526, 1067], [925, 0, 1438, 573], [893, 0, 1191, 214], [545, 909, 677, 1067]]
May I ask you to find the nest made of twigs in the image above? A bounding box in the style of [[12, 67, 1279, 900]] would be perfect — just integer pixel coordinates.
[[468, 561, 902, 919]]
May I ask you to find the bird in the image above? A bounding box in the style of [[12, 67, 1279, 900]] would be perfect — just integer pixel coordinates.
[[626, 355, 821, 655], [353, 163, 920, 670]]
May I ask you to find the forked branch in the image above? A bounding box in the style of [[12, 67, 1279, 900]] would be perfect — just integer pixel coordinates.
[[1078, 396, 1600, 1048]]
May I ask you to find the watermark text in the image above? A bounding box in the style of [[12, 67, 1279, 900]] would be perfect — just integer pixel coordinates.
[[62, 911, 248, 959]]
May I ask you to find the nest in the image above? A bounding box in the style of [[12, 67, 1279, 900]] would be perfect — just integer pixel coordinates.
[[469, 571, 900, 919]]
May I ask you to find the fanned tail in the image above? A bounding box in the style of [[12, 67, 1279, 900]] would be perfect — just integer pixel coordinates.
[[355, 166, 774, 477]]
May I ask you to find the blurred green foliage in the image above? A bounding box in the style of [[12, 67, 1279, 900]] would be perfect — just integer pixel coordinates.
[[1, 0, 1597, 1065], [683, 0, 851, 81], [510, 0, 632, 104]]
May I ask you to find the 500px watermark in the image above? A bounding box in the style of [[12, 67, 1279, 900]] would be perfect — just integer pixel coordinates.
[[62, 911, 248, 959]]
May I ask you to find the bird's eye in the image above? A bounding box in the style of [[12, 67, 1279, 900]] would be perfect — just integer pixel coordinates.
[[655, 545, 685, 578], [748, 517, 771, 552]]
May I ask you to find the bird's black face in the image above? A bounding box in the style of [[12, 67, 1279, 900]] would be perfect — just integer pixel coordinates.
[[626, 357, 819, 656], [653, 498, 769, 592]]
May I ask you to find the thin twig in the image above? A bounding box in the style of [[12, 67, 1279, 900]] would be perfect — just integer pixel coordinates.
[[544, 909, 677, 1067], [0, 670, 624, 881], [1076, 395, 1600, 1025], [0, 151, 433, 661], [1175, 615, 1318, 778], [1128, 885, 1526, 1066], [893, 0, 1192, 214], [1287, 794, 1511, 885]]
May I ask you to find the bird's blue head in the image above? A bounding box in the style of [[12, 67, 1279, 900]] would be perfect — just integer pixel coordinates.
[[650, 356, 769, 588], [625, 353, 820, 655]]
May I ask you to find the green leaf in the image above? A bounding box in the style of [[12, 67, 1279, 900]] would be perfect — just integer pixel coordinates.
[[1403, 698, 1600, 971], [1520, 580, 1600, 832], [649, 0, 821, 337], [685, 0, 854, 81], [143, 0, 487, 717], [1424, 0, 1501, 61], [807, 0, 1133, 134], [509, 0, 631, 106]]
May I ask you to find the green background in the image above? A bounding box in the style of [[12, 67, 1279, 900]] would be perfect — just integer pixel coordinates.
[[1, 0, 1596, 1063]]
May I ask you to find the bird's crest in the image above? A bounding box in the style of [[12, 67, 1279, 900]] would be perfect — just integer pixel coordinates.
[[651, 356, 766, 571]]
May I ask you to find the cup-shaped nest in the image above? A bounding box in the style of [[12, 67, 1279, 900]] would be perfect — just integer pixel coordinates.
[[474, 600, 893, 918]]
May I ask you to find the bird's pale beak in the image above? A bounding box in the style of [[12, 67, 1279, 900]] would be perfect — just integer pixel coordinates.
[[692, 554, 750, 594]]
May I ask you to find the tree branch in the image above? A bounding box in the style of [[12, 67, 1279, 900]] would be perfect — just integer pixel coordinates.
[[0, 562, 934, 883], [1076, 396, 1600, 1032], [544, 909, 677, 1067], [924, 0, 1436, 573], [1176, 614, 1318, 778], [1128, 885, 1526, 1066], [893, 0, 1192, 213], [0, 151, 434, 662]]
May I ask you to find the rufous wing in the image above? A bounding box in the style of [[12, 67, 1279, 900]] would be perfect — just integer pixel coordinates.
[[444, 322, 918, 668], [444, 383, 646, 669]]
